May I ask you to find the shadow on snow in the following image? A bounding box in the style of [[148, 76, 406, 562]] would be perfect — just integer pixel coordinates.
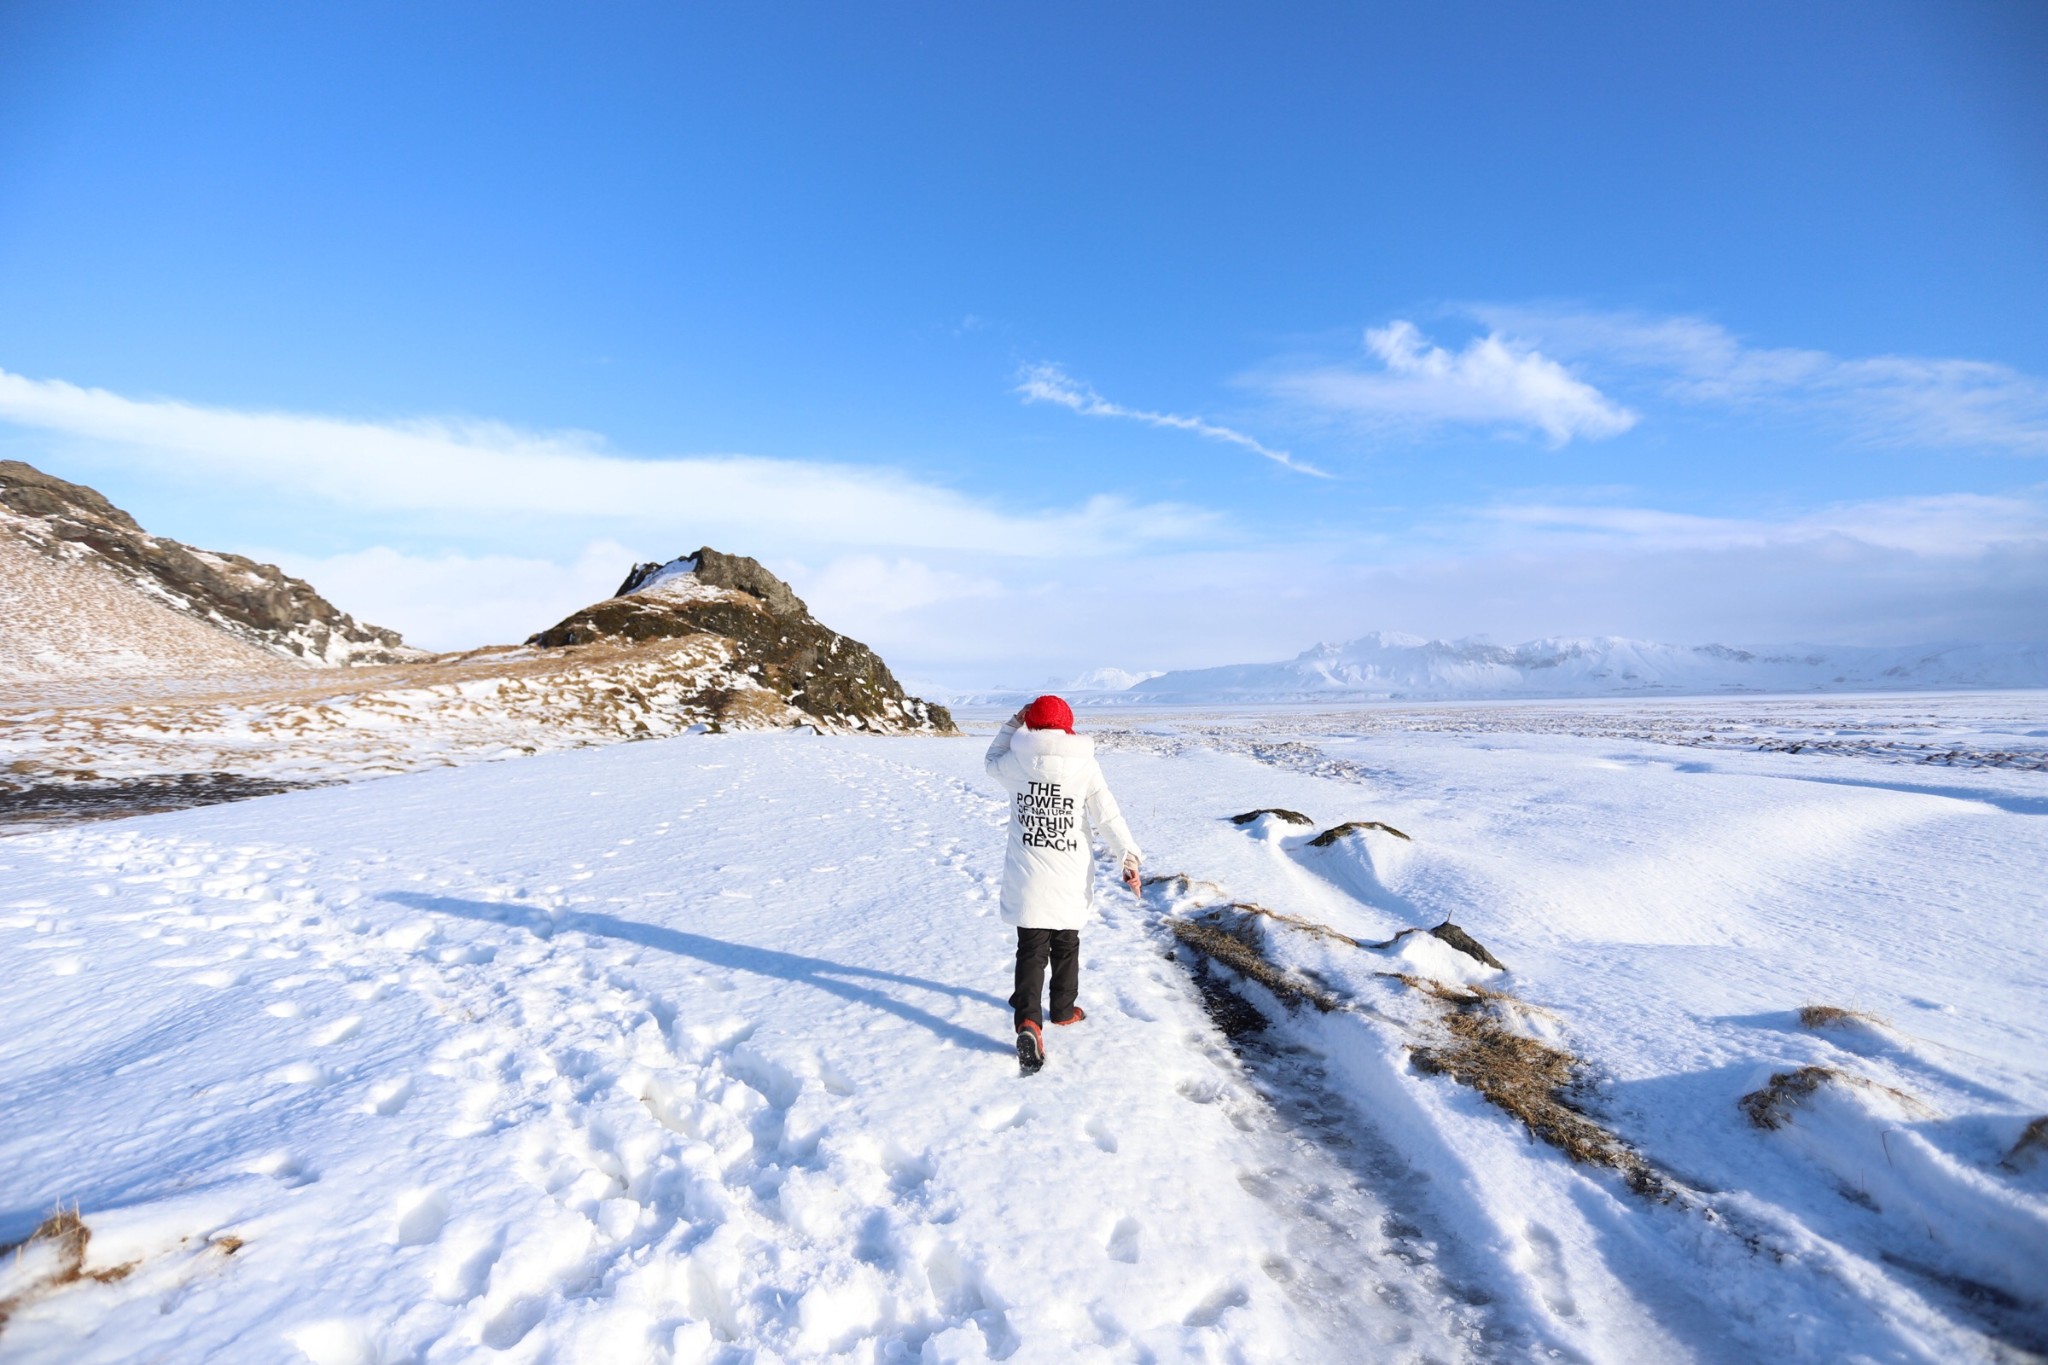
[[383, 890, 1013, 1055]]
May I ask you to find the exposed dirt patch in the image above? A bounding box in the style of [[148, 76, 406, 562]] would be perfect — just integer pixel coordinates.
[[1229, 808, 1313, 826], [1308, 820, 1411, 846]]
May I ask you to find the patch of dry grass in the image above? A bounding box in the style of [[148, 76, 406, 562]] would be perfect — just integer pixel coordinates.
[[1308, 819, 1411, 847], [1147, 865, 1656, 1198], [1738, 1065, 1925, 1131], [0, 1207, 244, 1336], [1797, 1004, 1882, 1031], [0, 1207, 133, 1332], [2003, 1116, 2048, 1172], [1166, 912, 1340, 1013], [1739, 1066, 1842, 1130], [1229, 808, 1313, 826], [1405, 984, 1667, 1197]]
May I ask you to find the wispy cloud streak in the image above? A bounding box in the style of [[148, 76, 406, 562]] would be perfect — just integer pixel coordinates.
[[1017, 362, 1329, 477]]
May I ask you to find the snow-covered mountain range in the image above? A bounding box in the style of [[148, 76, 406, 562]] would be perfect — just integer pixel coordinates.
[[1075, 633, 2048, 703]]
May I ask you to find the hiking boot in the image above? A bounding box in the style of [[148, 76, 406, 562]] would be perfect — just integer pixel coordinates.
[[1051, 1005, 1087, 1026], [1016, 1020, 1045, 1075]]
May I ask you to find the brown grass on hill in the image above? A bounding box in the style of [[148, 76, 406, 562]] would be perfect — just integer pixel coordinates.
[[0, 1206, 245, 1335], [1229, 808, 1314, 826], [2003, 1116, 2048, 1172], [1307, 819, 1411, 847], [1166, 913, 1340, 1013], [1797, 1005, 1881, 1031], [1738, 1065, 1926, 1131], [1406, 983, 1667, 1198], [0, 1207, 134, 1332], [1739, 1066, 1842, 1130], [1150, 867, 1658, 1198]]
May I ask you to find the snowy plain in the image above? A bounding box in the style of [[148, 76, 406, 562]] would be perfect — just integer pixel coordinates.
[[2, 693, 2044, 1363]]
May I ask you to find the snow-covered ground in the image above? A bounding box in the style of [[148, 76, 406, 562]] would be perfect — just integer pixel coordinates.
[[3, 695, 2044, 1362]]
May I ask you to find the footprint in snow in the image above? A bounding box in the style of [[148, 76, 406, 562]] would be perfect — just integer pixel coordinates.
[[1516, 1221, 1578, 1319], [311, 1015, 363, 1047], [366, 1075, 415, 1116], [1106, 1216, 1141, 1263], [479, 1293, 548, 1350], [248, 1150, 317, 1186], [883, 1143, 935, 1194], [1086, 1116, 1118, 1153], [815, 1054, 857, 1097], [393, 1189, 450, 1246], [1182, 1283, 1251, 1328], [1116, 990, 1159, 1023]]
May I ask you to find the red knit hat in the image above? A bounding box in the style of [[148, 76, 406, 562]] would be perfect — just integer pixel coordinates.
[[1021, 694, 1075, 733]]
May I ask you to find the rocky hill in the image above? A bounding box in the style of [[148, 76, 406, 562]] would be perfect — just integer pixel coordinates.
[[528, 549, 953, 734], [1, 464, 954, 828], [1, 459, 420, 669]]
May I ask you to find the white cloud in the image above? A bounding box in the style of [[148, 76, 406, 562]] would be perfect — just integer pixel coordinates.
[[798, 555, 1001, 618], [1469, 306, 2048, 455], [0, 368, 1218, 558], [1258, 320, 1639, 447], [263, 540, 636, 651], [1017, 362, 1329, 476]]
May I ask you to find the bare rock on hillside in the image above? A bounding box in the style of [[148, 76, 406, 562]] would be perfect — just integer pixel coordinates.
[[1, 460, 422, 667], [531, 549, 955, 735]]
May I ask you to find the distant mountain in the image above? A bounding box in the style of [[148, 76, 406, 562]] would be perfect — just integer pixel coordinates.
[[1068, 667, 1165, 692], [1, 458, 420, 675], [1125, 632, 2048, 702]]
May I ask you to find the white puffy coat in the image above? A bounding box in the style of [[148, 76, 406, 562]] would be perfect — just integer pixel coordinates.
[[984, 719, 1143, 931]]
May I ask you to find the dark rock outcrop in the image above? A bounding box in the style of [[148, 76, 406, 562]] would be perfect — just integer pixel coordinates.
[[0, 460, 420, 666], [1429, 920, 1507, 971], [530, 548, 955, 734]]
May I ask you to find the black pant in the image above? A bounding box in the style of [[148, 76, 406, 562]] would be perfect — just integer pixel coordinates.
[[1011, 927, 1079, 1028]]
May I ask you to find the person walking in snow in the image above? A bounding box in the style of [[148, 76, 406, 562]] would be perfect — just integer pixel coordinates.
[[984, 694, 1143, 1075]]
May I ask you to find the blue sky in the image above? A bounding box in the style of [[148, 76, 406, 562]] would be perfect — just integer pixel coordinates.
[[1, 1, 2044, 688]]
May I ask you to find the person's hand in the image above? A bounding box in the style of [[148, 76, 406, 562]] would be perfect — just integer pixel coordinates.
[[1009, 708, 1026, 728], [1123, 857, 1143, 898]]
